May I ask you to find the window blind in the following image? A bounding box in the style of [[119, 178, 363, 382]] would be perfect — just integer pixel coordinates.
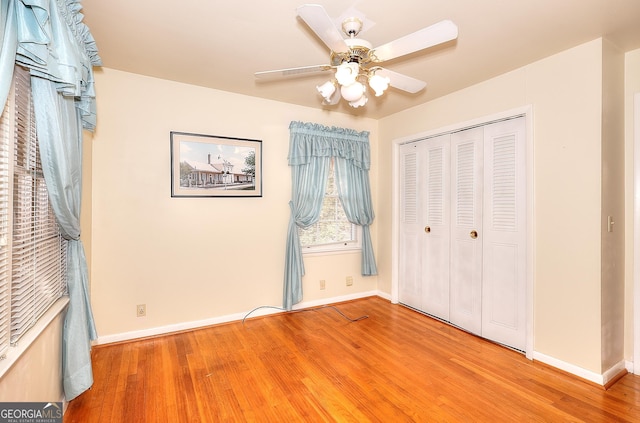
[[5, 66, 67, 346], [0, 85, 11, 357]]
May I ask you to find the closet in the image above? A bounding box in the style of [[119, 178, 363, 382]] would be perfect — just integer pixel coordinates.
[[399, 116, 526, 351]]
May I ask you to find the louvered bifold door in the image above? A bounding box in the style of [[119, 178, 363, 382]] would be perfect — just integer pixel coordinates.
[[421, 135, 450, 321], [449, 127, 484, 335], [399, 143, 423, 309], [481, 117, 527, 351]]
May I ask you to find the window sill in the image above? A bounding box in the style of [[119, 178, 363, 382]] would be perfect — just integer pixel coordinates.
[[301, 247, 361, 257], [0, 296, 69, 379]]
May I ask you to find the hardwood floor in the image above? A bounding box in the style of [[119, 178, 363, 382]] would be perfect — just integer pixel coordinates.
[[65, 296, 640, 422]]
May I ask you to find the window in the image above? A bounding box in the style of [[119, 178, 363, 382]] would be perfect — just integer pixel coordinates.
[[298, 158, 361, 253], [0, 66, 67, 358]]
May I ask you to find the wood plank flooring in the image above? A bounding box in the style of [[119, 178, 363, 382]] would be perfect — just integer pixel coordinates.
[[64, 296, 640, 422]]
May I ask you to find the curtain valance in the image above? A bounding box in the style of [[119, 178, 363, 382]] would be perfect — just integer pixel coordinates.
[[288, 121, 371, 169], [4, 0, 101, 130]]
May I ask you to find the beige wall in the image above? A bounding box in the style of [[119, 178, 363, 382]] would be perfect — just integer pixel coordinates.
[[378, 39, 609, 373], [0, 310, 65, 402], [624, 48, 640, 361], [89, 68, 378, 338]]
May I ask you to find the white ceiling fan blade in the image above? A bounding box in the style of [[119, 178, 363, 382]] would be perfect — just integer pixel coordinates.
[[373, 20, 458, 62], [375, 68, 427, 93], [297, 4, 349, 53], [255, 65, 331, 80]]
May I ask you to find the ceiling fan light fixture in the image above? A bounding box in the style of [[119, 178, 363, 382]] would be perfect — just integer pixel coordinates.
[[258, 6, 458, 109], [335, 62, 359, 86], [369, 73, 390, 97]]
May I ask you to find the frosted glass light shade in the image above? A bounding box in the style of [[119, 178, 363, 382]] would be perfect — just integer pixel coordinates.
[[340, 81, 365, 102], [323, 85, 341, 105], [316, 80, 336, 101], [335, 62, 359, 86], [369, 74, 390, 96], [349, 94, 368, 108]]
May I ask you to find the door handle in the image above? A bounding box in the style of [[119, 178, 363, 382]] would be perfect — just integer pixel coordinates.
[[470, 230, 478, 239], [425, 226, 431, 233]]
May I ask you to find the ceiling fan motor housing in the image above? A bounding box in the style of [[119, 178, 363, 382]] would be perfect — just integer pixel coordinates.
[[331, 38, 374, 67]]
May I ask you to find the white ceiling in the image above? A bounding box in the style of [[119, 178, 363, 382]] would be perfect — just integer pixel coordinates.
[[80, 0, 640, 120]]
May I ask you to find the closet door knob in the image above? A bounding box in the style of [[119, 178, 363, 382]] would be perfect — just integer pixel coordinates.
[[470, 230, 478, 239], [425, 226, 431, 233]]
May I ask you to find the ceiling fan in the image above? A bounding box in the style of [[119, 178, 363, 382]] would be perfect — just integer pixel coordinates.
[[255, 4, 458, 108]]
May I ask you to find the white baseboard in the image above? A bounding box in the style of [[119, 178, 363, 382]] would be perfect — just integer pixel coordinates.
[[533, 351, 628, 386], [376, 290, 392, 302], [625, 360, 634, 374], [94, 291, 381, 346], [602, 360, 630, 385]]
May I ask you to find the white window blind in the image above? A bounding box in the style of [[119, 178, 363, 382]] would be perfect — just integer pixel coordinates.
[[0, 66, 67, 352], [0, 83, 11, 358]]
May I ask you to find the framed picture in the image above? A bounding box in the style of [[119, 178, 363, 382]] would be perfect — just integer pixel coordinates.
[[170, 131, 262, 197]]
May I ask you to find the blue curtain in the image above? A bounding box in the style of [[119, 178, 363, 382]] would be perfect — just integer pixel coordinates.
[[1, 0, 100, 400], [335, 156, 378, 275], [0, 0, 17, 109], [283, 121, 377, 310]]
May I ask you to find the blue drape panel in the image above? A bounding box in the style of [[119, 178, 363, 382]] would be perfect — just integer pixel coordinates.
[[284, 155, 329, 310], [335, 157, 378, 275], [284, 121, 377, 310], [1, 0, 100, 400], [32, 78, 97, 400]]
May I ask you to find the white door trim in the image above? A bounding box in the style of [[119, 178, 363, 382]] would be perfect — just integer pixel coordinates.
[[634, 92, 640, 375], [391, 105, 534, 358]]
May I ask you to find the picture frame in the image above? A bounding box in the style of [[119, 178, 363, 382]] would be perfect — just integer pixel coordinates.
[[170, 131, 262, 198]]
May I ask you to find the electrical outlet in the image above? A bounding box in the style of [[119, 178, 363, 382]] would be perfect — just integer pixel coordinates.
[[137, 304, 146, 317], [346, 276, 353, 286], [320, 279, 326, 290]]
